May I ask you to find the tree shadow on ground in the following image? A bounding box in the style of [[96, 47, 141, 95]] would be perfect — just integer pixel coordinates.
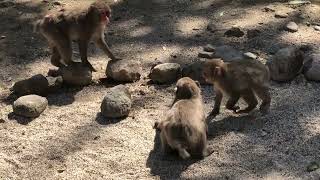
[[7, 112, 35, 125]]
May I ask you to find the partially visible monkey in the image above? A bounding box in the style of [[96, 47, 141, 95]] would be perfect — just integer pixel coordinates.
[[35, 0, 120, 72], [202, 58, 271, 117], [154, 77, 212, 159]]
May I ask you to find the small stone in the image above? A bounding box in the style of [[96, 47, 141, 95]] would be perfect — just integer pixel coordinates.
[[93, 136, 100, 140], [261, 130, 268, 137], [106, 60, 141, 82], [314, 26, 320, 31], [0, 35, 5, 39], [212, 45, 244, 62], [61, 63, 92, 86], [203, 44, 215, 52], [57, 169, 65, 173], [275, 12, 288, 18], [13, 95, 48, 118], [11, 74, 50, 96], [285, 21, 299, 32], [263, 5, 276, 12], [53, 1, 61, 5], [101, 85, 132, 118], [0, 119, 5, 123], [198, 51, 215, 59], [149, 63, 181, 84], [288, 0, 311, 5], [244, 52, 257, 59], [207, 24, 216, 33], [224, 27, 245, 37], [247, 29, 261, 39], [307, 161, 319, 172]]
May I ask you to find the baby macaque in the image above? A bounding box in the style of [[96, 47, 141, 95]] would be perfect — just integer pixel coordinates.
[[35, 0, 120, 72], [154, 77, 212, 159], [203, 59, 271, 117]]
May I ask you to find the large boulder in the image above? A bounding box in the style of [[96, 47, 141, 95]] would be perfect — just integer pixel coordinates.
[[181, 60, 208, 84], [60, 63, 92, 86], [11, 74, 63, 96], [267, 47, 304, 82], [106, 60, 141, 82], [304, 53, 320, 81], [13, 95, 48, 118], [213, 45, 244, 62], [149, 63, 181, 84], [100, 85, 132, 118]]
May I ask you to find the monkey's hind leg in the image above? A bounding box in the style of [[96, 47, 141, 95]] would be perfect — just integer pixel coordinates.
[[237, 89, 258, 114], [50, 47, 64, 67], [78, 40, 96, 72], [254, 86, 271, 114], [226, 94, 240, 113]]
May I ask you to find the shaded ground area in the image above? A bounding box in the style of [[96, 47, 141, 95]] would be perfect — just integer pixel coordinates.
[[0, 0, 320, 179]]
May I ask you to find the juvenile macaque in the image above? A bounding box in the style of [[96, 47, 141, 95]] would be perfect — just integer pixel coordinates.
[[154, 77, 212, 159], [203, 59, 271, 117], [35, 0, 120, 72]]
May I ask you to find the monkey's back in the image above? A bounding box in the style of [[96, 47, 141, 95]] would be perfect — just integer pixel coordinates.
[[165, 98, 207, 152]]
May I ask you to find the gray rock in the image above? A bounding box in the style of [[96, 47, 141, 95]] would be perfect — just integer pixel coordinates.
[[285, 21, 299, 32], [149, 63, 181, 84], [13, 95, 48, 118], [100, 85, 132, 118], [207, 24, 216, 33], [11, 74, 62, 96], [243, 52, 257, 59], [267, 47, 304, 82], [224, 27, 245, 37], [263, 5, 276, 12], [247, 29, 261, 39], [106, 60, 141, 82], [203, 44, 215, 52], [275, 12, 288, 18], [307, 161, 319, 172], [181, 60, 208, 84], [288, 0, 311, 5], [61, 63, 92, 86], [213, 45, 244, 62], [304, 53, 320, 81], [314, 26, 320, 31], [198, 51, 215, 59]]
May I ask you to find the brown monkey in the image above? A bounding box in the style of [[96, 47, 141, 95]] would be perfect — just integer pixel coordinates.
[[34, 0, 120, 72], [154, 77, 212, 159], [202, 59, 271, 117]]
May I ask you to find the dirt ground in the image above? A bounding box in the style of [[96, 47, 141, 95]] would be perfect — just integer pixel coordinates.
[[1, 0, 320, 179]]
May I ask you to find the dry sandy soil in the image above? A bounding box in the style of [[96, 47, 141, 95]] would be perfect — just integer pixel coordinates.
[[1, 0, 320, 179]]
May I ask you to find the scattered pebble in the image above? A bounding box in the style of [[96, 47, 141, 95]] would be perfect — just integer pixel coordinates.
[[203, 44, 215, 52], [288, 0, 311, 5], [57, 169, 65, 173], [275, 12, 288, 18], [149, 63, 181, 84], [307, 161, 319, 172], [198, 51, 215, 59], [244, 52, 257, 59], [285, 21, 299, 32], [0, 35, 6, 39], [224, 27, 245, 37], [314, 26, 320, 31]]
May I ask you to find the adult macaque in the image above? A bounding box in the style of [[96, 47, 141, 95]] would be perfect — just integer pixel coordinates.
[[154, 77, 212, 159], [35, 0, 120, 72], [203, 59, 271, 117]]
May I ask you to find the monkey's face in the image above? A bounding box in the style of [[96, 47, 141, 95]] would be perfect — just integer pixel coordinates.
[[100, 8, 111, 25], [202, 65, 215, 83], [202, 60, 224, 83]]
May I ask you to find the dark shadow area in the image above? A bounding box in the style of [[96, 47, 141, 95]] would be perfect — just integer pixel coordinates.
[[98, 77, 132, 88], [95, 112, 126, 125], [207, 113, 265, 139], [46, 85, 84, 106], [146, 130, 200, 180], [7, 112, 35, 125]]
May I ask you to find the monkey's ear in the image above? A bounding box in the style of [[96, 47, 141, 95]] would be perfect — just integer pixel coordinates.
[[213, 67, 223, 77], [195, 81, 201, 88]]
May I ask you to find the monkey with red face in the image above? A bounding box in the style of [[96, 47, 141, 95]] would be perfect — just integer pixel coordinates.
[[35, 0, 120, 72]]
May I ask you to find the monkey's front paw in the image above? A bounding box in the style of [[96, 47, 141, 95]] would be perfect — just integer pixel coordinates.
[[153, 121, 160, 131]]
